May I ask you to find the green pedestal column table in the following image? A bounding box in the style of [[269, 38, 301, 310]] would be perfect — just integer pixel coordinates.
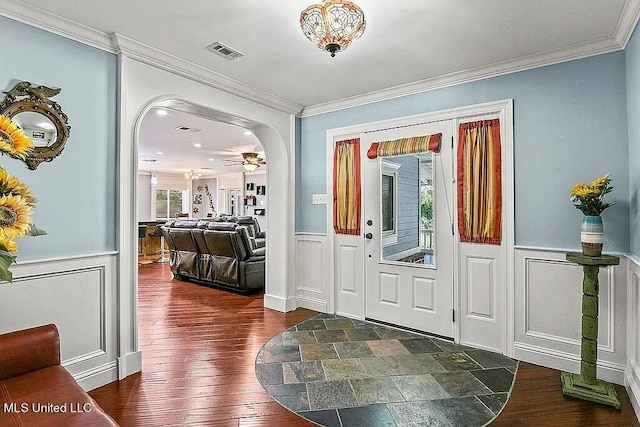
[[561, 252, 621, 409]]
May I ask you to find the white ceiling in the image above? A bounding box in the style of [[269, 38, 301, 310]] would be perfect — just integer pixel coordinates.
[[8, 0, 635, 174]]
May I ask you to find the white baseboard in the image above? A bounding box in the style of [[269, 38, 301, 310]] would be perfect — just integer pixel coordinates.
[[626, 361, 640, 422], [75, 361, 118, 392], [296, 296, 327, 313], [117, 350, 142, 380], [264, 294, 297, 312], [514, 342, 625, 385]]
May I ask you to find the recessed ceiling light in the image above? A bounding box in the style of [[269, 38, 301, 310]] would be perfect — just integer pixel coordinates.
[[244, 130, 252, 135], [156, 151, 164, 155], [194, 143, 202, 148], [156, 109, 168, 116], [209, 158, 214, 161]]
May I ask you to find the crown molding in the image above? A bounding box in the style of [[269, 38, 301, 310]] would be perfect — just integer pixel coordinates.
[[110, 34, 303, 115], [0, 2, 303, 115], [616, 0, 640, 47], [300, 36, 624, 117]]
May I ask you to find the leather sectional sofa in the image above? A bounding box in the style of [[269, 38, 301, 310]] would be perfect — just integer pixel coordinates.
[[161, 218, 265, 293]]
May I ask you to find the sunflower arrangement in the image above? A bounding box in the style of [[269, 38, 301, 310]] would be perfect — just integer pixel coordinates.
[[0, 114, 46, 281], [569, 174, 614, 216]]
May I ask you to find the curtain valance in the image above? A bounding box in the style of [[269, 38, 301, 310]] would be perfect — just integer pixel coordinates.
[[367, 133, 442, 159]]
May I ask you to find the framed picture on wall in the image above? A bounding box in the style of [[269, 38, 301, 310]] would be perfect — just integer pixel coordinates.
[[246, 183, 255, 191], [193, 194, 202, 205], [257, 185, 266, 195]]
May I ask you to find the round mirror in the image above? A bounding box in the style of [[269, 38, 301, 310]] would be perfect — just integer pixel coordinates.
[[11, 111, 58, 148], [0, 83, 71, 170]]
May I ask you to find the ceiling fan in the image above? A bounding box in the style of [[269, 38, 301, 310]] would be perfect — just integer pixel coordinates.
[[222, 152, 266, 171]]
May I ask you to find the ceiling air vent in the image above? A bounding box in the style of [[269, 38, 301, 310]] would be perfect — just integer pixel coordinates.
[[205, 42, 244, 60], [175, 125, 201, 133]]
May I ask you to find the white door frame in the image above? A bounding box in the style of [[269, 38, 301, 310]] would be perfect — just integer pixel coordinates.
[[325, 99, 514, 355]]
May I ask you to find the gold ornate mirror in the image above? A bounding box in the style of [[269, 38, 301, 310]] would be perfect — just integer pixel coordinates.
[[1, 82, 71, 170]]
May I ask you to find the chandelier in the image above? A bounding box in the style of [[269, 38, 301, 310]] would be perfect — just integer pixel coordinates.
[[300, 0, 366, 57], [243, 163, 259, 172], [185, 170, 201, 180]]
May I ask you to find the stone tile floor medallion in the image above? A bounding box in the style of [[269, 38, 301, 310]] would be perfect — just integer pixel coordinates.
[[256, 314, 518, 426]]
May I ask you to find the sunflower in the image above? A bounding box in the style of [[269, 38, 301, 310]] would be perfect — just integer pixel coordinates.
[[0, 194, 33, 239], [0, 238, 18, 253], [0, 168, 37, 206], [0, 115, 34, 159]]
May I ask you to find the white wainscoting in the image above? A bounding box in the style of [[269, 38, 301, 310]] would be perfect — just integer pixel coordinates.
[[627, 256, 640, 421], [0, 252, 119, 391], [295, 234, 329, 313], [514, 248, 627, 384]]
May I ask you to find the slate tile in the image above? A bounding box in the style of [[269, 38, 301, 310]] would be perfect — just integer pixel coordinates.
[[299, 409, 341, 427], [431, 371, 492, 397], [389, 354, 447, 375], [477, 393, 509, 415], [374, 327, 418, 340], [465, 349, 518, 369], [392, 374, 450, 401], [265, 383, 310, 411], [255, 362, 283, 386], [334, 341, 375, 359], [431, 339, 475, 352], [313, 313, 338, 319], [367, 339, 411, 357], [386, 401, 452, 426], [324, 318, 357, 330], [349, 377, 405, 405], [297, 319, 327, 331], [322, 358, 369, 380], [300, 343, 339, 361], [283, 360, 326, 384], [345, 327, 381, 342], [315, 329, 351, 343], [399, 338, 443, 354], [338, 404, 396, 427], [431, 396, 494, 427], [307, 380, 358, 410], [432, 352, 482, 371], [470, 368, 514, 393], [261, 344, 301, 363], [282, 330, 317, 346]]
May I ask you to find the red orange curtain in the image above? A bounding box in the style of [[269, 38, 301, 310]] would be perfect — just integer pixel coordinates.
[[367, 133, 442, 159], [333, 139, 361, 235], [457, 120, 502, 244]]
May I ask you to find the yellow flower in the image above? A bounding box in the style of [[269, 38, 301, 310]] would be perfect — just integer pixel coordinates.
[[569, 183, 586, 197], [0, 238, 17, 253], [589, 175, 611, 188], [0, 115, 34, 160], [0, 194, 33, 239], [0, 169, 37, 207]]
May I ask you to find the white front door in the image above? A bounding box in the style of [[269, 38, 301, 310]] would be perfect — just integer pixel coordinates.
[[363, 121, 455, 338]]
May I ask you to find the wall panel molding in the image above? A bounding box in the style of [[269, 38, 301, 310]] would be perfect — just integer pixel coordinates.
[[515, 248, 627, 385], [0, 253, 119, 391], [295, 234, 329, 312], [627, 258, 640, 421]]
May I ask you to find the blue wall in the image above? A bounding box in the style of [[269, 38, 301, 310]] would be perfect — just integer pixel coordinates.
[[0, 16, 117, 259], [627, 25, 640, 258], [298, 53, 630, 252]]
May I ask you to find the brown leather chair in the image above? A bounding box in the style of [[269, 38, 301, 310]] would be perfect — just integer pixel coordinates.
[[0, 324, 118, 426]]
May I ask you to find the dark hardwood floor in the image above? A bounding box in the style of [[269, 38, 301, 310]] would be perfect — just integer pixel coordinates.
[[90, 263, 639, 426]]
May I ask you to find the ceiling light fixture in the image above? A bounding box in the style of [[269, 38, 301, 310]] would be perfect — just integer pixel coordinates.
[[156, 109, 168, 116], [243, 163, 259, 172], [193, 143, 202, 148], [185, 170, 201, 180], [300, 0, 366, 57], [150, 174, 158, 187]]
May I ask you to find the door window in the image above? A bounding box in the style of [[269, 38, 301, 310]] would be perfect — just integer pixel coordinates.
[[380, 153, 434, 266]]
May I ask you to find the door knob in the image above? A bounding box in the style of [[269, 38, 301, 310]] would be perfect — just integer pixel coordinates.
[[365, 233, 373, 240]]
